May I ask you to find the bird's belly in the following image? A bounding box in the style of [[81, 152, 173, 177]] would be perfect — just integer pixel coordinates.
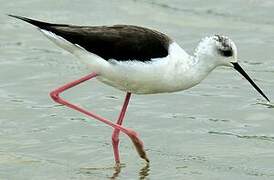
[[94, 57, 197, 94], [96, 69, 195, 94], [97, 76, 177, 94]]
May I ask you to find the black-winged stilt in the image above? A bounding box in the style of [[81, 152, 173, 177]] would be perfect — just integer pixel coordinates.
[[9, 15, 270, 166]]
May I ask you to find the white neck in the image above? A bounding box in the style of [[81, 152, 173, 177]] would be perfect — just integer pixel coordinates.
[[168, 39, 220, 91], [191, 36, 225, 83], [191, 50, 219, 83]]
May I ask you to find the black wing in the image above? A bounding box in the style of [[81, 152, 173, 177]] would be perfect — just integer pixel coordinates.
[[9, 15, 172, 62]]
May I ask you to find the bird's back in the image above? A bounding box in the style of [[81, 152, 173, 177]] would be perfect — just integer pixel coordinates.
[[46, 24, 172, 61], [9, 15, 172, 62]]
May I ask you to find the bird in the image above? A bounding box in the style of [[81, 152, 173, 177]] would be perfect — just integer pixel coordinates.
[[9, 14, 270, 166]]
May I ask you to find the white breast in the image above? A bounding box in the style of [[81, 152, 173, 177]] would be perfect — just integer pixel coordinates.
[[95, 42, 198, 94], [39, 28, 215, 94], [40, 29, 199, 94]]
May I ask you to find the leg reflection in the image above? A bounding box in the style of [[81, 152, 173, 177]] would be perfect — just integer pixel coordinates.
[[139, 163, 150, 180], [109, 163, 150, 180], [109, 163, 125, 179]]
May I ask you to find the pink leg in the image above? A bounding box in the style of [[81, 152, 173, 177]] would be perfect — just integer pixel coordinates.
[[112, 92, 131, 164], [49, 72, 149, 163]]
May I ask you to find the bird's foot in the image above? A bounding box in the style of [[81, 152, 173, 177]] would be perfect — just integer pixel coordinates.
[[128, 130, 149, 163], [114, 163, 121, 171]]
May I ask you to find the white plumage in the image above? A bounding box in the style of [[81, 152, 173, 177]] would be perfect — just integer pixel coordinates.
[[41, 29, 230, 94]]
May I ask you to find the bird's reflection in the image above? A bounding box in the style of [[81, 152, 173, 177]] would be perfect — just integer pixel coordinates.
[[109, 163, 150, 180], [139, 163, 150, 180], [109, 164, 123, 179]]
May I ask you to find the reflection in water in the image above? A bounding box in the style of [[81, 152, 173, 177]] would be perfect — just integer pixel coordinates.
[[256, 101, 274, 109], [78, 164, 125, 178], [78, 163, 150, 179], [109, 164, 123, 179], [139, 163, 150, 180], [109, 163, 150, 180]]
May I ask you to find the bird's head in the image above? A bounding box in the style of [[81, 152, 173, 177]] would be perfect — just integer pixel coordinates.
[[195, 34, 237, 66], [213, 34, 238, 66], [195, 34, 270, 102]]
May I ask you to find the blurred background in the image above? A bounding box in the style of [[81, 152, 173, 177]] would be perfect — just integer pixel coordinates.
[[0, 0, 274, 179]]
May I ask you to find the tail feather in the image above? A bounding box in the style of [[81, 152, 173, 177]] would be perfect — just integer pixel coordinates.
[[8, 14, 110, 74], [8, 14, 79, 53], [8, 14, 68, 30]]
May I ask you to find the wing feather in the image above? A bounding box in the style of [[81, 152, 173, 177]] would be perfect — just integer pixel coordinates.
[[9, 15, 172, 61]]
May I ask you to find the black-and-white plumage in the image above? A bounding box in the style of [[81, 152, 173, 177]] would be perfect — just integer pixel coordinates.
[[9, 14, 269, 101], [9, 15, 171, 62], [8, 14, 270, 167]]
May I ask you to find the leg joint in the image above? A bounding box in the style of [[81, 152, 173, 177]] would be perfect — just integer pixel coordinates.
[[49, 90, 64, 104]]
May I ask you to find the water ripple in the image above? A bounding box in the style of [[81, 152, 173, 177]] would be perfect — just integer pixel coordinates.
[[255, 101, 274, 109], [134, 0, 274, 26], [139, 164, 150, 180], [209, 131, 274, 142]]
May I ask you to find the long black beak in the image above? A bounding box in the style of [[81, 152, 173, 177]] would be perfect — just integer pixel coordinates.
[[232, 62, 270, 102]]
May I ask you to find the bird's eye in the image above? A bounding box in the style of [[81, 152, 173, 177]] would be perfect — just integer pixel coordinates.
[[218, 49, 233, 57]]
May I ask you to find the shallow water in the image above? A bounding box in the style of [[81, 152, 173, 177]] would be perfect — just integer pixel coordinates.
[[1, 0, 274, 179]]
